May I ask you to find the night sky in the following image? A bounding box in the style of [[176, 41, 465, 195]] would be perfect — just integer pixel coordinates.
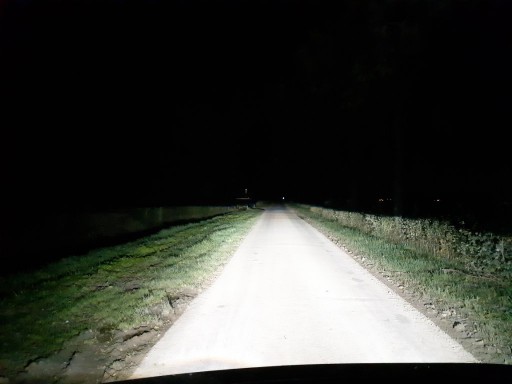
[[2, 0, 511, 231]]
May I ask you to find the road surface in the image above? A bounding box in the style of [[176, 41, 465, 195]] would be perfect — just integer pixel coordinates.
[[130, 205, 478, 379]]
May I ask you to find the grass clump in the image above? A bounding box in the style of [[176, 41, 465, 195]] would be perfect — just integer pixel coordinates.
[[0, 209, 262, 378]]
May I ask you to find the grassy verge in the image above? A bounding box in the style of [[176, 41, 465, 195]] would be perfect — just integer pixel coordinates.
[[0, 208, 262, 378], [290, 204, 512, 364]]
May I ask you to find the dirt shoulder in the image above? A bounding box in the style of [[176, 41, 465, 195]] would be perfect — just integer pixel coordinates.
[[7, 292, 197, 384], [314, 225, 512, 366]]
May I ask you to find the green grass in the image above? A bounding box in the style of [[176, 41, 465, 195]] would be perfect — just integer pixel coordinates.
[[3, 202, 510, 378], [0, 209, 262, 378], [290, 204, 512, 363]]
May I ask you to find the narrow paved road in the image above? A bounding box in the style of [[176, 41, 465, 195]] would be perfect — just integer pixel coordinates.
[[130, 205, 477, 379]]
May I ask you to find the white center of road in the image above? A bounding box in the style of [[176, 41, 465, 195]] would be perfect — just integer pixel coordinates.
[[130, 205, 478, 379]]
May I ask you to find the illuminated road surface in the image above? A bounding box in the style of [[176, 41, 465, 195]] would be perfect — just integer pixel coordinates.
[[130, 205, 478, 378]]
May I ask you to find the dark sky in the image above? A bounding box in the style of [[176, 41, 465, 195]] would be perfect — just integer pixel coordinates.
[[2, 0, 511, 227]]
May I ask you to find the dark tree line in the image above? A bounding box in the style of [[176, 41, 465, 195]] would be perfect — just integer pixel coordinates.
[[3, 0, 511, 232], [262, 0, 511, 231]]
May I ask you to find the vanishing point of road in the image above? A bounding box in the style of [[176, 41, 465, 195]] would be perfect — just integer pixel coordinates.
[[131, 205, 478, 378]]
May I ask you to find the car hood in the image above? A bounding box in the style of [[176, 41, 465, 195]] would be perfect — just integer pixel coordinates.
[[116, 363, 510, 383]]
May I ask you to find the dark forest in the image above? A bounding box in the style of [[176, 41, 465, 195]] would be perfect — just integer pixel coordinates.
[[2, 0, 511, 232]]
